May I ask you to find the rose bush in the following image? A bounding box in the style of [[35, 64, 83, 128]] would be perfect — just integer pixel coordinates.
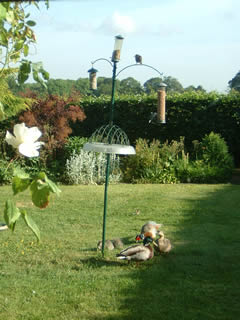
[[3, 123, 61, 241]]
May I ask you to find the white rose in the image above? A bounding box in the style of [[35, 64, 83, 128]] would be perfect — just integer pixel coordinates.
[[5, 123, 44, 157]]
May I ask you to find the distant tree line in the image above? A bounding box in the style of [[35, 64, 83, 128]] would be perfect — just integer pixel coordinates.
[[7, 74, 206, 98]]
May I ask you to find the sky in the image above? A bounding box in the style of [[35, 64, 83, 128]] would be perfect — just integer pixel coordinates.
[[28, 0, 240, 92]]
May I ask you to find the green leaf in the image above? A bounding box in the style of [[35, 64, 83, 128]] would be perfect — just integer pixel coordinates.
[[12, 176, 31, 195], [23, 44, 29, 57], [0, 31, 8, 46], [39, 67, 50, 80], [30, 173, 61, 208], [32, 61, 43, 72], [14, 40, 24, 51], [33, 70, 47, 89], [13, 167, 30, 179], [44, 175, 61, 196], [30, 178, 50, 208], [21, 210, 40, 242], [18, 61, 31, 84], [0, 3, 7, 20], [20, 60, 31, 74], [18, 71, 29, 84], [5, 10, 14, 24], [4, 200, 21, 231], [0, 101, 4, 120], [26, 20, 36, 27]]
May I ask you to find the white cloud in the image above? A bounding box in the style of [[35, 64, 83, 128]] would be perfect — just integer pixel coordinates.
[[97, 11, 136, 35]]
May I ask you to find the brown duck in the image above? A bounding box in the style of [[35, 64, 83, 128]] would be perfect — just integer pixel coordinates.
[[136, 221, 162, 241], [116, 232, 154, 264], [153, 231, 172, 254]]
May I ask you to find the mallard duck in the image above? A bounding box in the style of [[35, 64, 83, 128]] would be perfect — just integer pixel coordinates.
[[136, 221, 162, 241], [153, 231, 172, 254], [116, 232, 154, 264]]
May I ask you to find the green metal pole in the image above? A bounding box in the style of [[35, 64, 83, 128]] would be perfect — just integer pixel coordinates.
[[109, 61, 117, 125], [101, 153, 111, 256], [101, 61, 118, 256]]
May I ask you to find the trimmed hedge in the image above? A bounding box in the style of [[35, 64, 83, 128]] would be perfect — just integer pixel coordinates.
[[72, 91, 240, 165]]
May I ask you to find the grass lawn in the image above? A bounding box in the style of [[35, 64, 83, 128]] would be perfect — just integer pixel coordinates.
[[0, 183, 239, 320]]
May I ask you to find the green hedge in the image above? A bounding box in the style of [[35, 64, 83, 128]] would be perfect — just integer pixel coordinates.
[[73, 91, 240, 165]]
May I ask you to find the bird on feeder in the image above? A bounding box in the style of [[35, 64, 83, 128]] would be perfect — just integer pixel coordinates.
[[134, 54, 142, 64]]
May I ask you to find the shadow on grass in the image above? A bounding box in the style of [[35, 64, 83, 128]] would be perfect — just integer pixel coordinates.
[[77, 257, 124, 268], [102, 184, 240, 320]]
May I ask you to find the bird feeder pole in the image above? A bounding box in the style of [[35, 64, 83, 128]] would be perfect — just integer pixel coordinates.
[[85, 35, 166, 256], [102, 35, 123, 256]]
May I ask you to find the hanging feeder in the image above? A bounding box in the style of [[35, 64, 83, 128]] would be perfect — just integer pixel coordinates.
[[157, 83, 167, 124], [88, 67, 98, 90]]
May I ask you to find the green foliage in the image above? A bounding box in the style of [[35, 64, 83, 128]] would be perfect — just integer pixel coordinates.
[[119, 77, 143, 95], [143, 76, 184, 94], [0, 158, 14, 184], [63, 136, 88, 159], [8, 74, 193, 99], [121, 138, 181, 184], [76, 91, 240, 166], [194, 132, 234, 168], [0, 1, 49, 86], [175, 161, 232, 183], [0, 77, 33, 120], [228, 70, 240, 92], [4, 168, 61, 241], [122, 133, 233, 184]]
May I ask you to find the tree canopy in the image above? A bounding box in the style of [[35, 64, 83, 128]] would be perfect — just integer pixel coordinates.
[[228, 71, 240, 92]]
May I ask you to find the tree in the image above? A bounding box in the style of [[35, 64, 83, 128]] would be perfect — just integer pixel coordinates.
[[228, 71, 240, 92], [119, 77, 143, 95], [19, 95, 86, 159], [96, 77, 120, 96], [75, 78, 90, 95], [184, 85, 206, 93], [0, 77, 32, 121], [144, 76, 183, 94], [0, 1, 49, 86], [163, 76, 183, 93], [143, 77, 163, 94], [47, 79, 76, 96]]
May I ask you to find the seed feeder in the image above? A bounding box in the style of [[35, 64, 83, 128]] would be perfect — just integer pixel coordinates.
[[88, 67, 98, 90], [157, 83, 167, 124]]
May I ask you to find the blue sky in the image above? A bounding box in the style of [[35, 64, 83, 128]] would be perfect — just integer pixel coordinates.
[[28, 0, 240, 92]]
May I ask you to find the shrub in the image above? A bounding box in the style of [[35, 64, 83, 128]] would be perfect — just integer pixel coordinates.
[[121, 138, 183, 184], [63, 136, 88, 160], [0, 159, 14, 185], [176, 161, 232, 184], [121, 133, 233, 184], [65, 150, 121, 185], [194, 132, 234, 168]]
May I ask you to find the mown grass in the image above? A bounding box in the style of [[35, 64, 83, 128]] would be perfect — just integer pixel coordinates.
[[0, 183, 239, 320]]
